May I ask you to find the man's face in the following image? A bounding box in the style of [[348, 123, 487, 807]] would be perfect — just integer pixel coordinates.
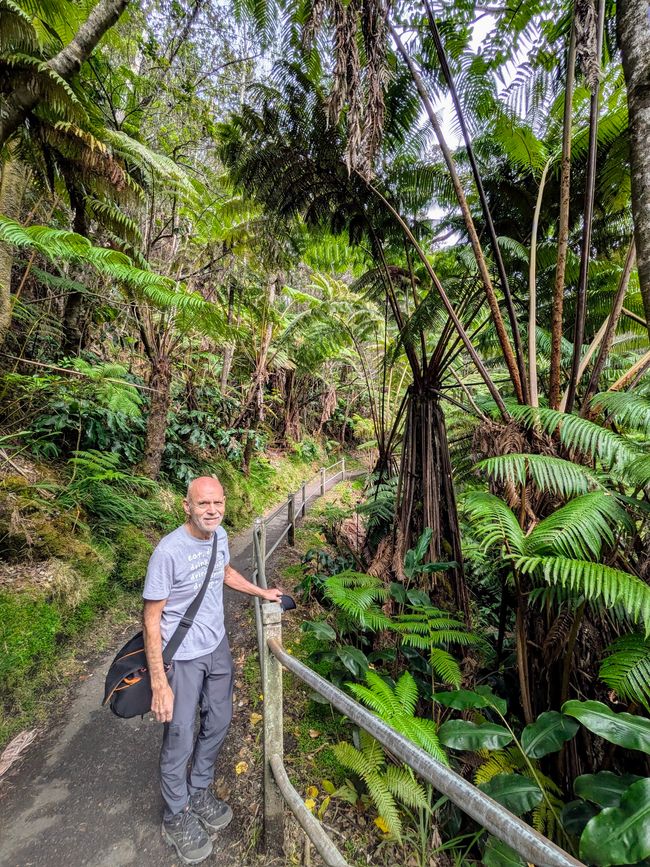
[[184, 479, 226, 539]]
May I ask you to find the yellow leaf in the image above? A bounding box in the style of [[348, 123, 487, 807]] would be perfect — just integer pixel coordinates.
[[374, 816, 390, 834], [306, 785, 319, 799], [321, 779, 336, 794], [304, 798, 316, 812], [250, 713, 263, 726], [317, 796, 331, 819], [235, 761, 249, 775]]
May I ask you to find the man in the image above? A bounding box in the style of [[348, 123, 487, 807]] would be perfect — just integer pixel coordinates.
[[143, 475, 282, 865]]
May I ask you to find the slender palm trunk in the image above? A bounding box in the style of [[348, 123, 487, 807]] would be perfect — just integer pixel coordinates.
[[565, 0, 606, 413], [529, 160, 552, 407], [618, 0, 650, 339], [0, 156, 29, 344], [422, 2, 529, 401], [550, 23, 577, 409]]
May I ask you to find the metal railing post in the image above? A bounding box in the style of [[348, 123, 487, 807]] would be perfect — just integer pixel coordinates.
[[262, 603, 284, 857], [319, 467, 325, 496], [252, 518, 266, 663], [288, 493, 295, 546], [341, 457, 345, 480], [301, 481, 306, 518]]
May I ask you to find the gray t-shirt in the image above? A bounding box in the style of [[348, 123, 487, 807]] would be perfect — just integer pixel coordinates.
[[142, 524, 230, 661]]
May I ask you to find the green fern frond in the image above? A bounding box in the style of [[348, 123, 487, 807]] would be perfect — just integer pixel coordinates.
[[474, 748, 527, 786], [383, 766, 429, 811], [459, 491, 525, 554], [394, 670, 418, 716], [507, 404, 637, 469], [515, 556, 650, 634], [477, 454, 603, 498], [599, 633, 650, 712], [323, 571, 391, 629], [365, 770, 403, 841], [524, 492, 626, 560], [591, 391, 650, 436], [429, 648, 462, 688]]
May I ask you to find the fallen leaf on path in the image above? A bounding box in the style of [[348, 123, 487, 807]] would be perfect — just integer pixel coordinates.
[[235, 761, 249, 775], [0, 729, 39, 779], [249, 712, 262, 726]]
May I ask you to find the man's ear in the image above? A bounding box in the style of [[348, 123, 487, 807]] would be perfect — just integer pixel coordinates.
[[182, 498, 191, 516]]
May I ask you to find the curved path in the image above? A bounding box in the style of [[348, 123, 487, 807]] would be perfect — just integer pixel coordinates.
[[0, 471, 348, 867]]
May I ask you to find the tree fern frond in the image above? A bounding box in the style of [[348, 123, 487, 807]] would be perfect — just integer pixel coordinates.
[[394, 670, 418, 716], [599, 633, 650, 712], [591, 391, 650, 436], [460, 491, 525, 554], [524, 492, 626, 560], [429, 648, 462, 688], [515, 556, 650, 634], [477, 454, 604, 497], [383, 766, 429, 811]]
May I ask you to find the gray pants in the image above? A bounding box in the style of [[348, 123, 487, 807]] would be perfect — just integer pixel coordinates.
[[160, 637, 234, 819]]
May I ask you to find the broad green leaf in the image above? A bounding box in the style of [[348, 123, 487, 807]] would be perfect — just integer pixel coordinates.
[[475, 685, 508, 715], [434, 689, 490, 711], [483, 835, 525, 867], [521, 711, 579, 758], [301, 620, 336, 642], [407, 589, 432, 606], [562, 800, 598, 836], [438, 720, 513, 751], [575, 772, 644, 808], [580, 778, 650, 866], [479, 773, 543, 816], [562, 700, 650, 754], [336, 646, 369, 677]]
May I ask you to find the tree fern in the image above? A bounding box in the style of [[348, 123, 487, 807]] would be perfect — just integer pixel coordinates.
[[524, 492, 627, 560], [507, 403, 638, 469], [599, 634, 650, 712], [477, 454, 604, 498], [515, 556, 650, 635], [460, 491, 525, 554], [591, 391, 650, 436]]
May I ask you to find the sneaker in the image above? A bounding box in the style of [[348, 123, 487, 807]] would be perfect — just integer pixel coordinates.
[[189, 787, 234, 835], [162, 806, 213, 864]]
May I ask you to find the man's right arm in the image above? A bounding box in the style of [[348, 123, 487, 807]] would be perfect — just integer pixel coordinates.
[[143, 599, 174, 724]]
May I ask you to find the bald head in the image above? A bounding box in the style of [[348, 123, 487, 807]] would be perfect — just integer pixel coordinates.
[[183, 476, 225, 539]]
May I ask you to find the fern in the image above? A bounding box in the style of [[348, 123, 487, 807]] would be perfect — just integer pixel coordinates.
[[507, 403, 638, 469], [515, 556, 650, 635], [460, 491, 525, 554], [477, 454, 604, 498], [332, 729, 429, 842], [591, 391, 650, 436], [347, 670, 448, 764], [599, 633, 650, 712], [524, 492, 626, 560], [323, 571, 391, 630]]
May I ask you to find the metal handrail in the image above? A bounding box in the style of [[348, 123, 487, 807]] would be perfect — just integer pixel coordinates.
[[269, 755, 350, 867], [268, 637, 584, 867]]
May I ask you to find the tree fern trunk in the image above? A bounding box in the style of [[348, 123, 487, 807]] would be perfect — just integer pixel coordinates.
[[141, 354, 172, 480], [0, 155, 29, 345], [618, 0, 650, 339]]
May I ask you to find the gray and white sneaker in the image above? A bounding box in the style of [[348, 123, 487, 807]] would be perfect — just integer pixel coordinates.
[[189, 787, 234, 835], [162, 806, 213, 864]]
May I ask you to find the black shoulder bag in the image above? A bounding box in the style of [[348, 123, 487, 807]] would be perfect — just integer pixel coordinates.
[[103, 534, 219, 719]]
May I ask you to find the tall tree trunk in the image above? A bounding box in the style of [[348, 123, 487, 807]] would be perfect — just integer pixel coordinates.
[[397, 386, 469, 619], [550, 22, 577, 409], [233, 276, 277, 427], [529, 160, 552, 407], [141, 354, 172, 480], [220, 281, 235, 394], [62, 191, 88, 355], [565, 0, 606, 413], [618, 0, 650, 339], [0, 0, 130, 147], [0, 156, 29, 344]]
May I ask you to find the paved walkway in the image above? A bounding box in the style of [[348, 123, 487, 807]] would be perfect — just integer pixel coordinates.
[[0, 470, 349, 867]]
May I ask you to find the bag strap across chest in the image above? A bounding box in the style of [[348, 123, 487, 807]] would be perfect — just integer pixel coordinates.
[[161, 533, 219, 664]]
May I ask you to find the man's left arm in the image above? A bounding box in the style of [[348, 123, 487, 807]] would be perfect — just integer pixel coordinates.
[[224, 563, 283, 603]]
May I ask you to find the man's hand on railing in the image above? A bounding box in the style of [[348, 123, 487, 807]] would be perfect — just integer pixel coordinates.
[[261, 587, 284, 604]]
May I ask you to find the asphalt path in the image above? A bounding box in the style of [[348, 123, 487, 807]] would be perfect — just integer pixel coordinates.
[[0, 471, 348, 867]]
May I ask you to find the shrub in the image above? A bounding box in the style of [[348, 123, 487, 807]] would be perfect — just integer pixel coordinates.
[[113, 526, 154, 590]]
